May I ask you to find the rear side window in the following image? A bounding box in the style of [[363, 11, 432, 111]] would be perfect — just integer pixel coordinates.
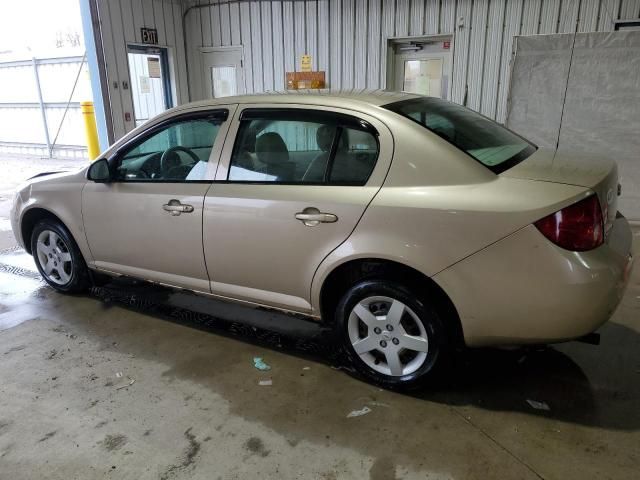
[[228, 109, 379, 185], [384, 97, 536, 173]]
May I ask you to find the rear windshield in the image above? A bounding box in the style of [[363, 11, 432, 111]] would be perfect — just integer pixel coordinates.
[[384, 97, 536, 173]]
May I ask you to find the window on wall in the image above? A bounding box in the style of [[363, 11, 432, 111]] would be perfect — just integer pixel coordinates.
[[115, 112, 227, 182], [228, 110, 379, 185]]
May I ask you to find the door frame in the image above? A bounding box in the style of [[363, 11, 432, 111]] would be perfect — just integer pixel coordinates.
[[199, 45, 245, 100], [127, 44, 174, 111], [385, 34, 454, 99], [212, 102, 394, 185]]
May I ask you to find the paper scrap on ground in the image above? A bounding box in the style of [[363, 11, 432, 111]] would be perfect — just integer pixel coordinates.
[[115, 377, 135, 390], [347, 406, 372, 418], [253, 357, 271, 371], [526, 399, 550, 411], [258, 379, 273, 386]]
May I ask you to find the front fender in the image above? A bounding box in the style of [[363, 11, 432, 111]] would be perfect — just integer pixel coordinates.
[[13, 170, 93, 264]]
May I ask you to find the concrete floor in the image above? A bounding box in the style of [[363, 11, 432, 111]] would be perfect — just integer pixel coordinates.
[[0, 156, 639, 479]]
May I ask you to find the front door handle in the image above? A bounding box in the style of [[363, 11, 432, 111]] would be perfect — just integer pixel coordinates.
[[162, 199, 194, 216], [295, 207, 338, 227]]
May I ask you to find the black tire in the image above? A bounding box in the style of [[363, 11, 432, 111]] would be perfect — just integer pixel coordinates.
[[30, 219, 91, 293], [335, 279, 447, 390]]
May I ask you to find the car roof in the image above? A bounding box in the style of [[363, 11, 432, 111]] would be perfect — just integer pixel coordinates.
[[104, 90, 420, 158], [181, 89, 421, 109]]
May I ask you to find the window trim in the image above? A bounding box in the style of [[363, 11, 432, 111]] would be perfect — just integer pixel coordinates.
[[226, 108, 380, 186], [108, 109, 229, 184]]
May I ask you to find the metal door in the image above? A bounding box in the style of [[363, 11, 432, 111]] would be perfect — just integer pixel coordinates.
[[201, 47, 245, 99], [127, 45, 173, 127], [389, 38, 452, 100]]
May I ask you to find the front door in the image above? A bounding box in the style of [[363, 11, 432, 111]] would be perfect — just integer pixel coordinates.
[[201, 47, 245, 99], [389, 37, 452, 99], [202, 105, 393, 313], [82, 108, 233, 292]]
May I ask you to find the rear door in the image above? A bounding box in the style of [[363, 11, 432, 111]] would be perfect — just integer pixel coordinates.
[[203, 105, 393, 313], [82, 107, 234, 292]]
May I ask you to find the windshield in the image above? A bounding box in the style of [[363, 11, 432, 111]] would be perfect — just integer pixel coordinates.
[[384, 97, 536, 173]]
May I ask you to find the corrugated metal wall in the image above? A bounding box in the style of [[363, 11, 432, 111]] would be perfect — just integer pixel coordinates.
[[184, 0, 640, 123], [95, 0, 188, 139], [95, 0, 640, 141]]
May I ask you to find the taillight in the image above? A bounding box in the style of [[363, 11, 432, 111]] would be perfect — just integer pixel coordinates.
[[534, 195, 604, 251]]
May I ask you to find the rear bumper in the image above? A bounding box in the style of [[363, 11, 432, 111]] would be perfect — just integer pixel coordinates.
[[434, 215, 634, 347]]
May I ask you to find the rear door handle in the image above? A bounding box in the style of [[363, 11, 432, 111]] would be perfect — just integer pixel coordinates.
[[295, 207, 338, 226], [162, 199, 194, 216]]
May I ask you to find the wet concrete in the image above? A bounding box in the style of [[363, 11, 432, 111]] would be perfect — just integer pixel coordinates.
[[0, 157, 639, 479], [0, 233, 638, 479]]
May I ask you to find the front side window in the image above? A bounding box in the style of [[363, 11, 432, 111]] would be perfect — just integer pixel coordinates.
[[115, 113, 225, 181], [228, 110, 379, 185], [384, 97, 536, 173]]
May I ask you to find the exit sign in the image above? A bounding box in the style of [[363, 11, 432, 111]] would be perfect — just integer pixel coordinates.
[[141, 28, 158, 45]]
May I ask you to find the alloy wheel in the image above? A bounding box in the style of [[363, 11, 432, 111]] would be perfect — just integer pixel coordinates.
[[35, 229, 73, 285], [347, 295, 429, 376]]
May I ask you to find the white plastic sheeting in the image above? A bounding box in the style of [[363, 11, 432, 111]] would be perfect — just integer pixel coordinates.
[[507, 31, 640, 220]]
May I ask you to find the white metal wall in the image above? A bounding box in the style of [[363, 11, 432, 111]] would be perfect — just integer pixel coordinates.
[[95, 0, 188, 139], [184, 0, 640, 123]]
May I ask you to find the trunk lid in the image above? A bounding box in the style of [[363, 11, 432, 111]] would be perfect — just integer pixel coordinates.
[[501, 148, 620, 238]]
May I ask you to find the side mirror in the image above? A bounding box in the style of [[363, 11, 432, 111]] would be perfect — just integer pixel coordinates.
[[87, 158, 111, 183]]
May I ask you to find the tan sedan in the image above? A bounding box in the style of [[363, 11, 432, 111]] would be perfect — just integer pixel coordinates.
[[10, 92, 634, 388]]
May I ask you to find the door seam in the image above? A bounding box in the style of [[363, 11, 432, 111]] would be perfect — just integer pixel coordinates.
[[307, 124, 398, 314], [201, 104, 239, 292]]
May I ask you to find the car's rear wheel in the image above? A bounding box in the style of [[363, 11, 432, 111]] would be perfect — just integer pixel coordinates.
[[31, 219, 90, 293], [335, 279, 446, 390]]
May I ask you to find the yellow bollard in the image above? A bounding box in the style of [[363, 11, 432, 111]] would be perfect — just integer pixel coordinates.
[[80, 101, 100, 160]]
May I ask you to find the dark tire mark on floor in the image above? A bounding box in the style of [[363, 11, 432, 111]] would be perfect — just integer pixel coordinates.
[[369, 456, 397, 480], [0, 262, 42, 280], [3, 345, 25, 355], [37, 431, 57, 443], [100, 434, 128, 452], [244, 436, 270, 458], [160, 428, 201, 480]]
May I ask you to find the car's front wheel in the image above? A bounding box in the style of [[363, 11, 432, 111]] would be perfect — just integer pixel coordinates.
[[31, 219, 90, 293], [335, 280, 446, 390]]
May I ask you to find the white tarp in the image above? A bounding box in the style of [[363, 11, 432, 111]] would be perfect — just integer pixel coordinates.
[[507, 31, 640, 220]]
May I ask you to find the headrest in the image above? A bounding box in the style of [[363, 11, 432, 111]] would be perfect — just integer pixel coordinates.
[[255, 132, 289, 164], [316, 125, 349, 152]]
